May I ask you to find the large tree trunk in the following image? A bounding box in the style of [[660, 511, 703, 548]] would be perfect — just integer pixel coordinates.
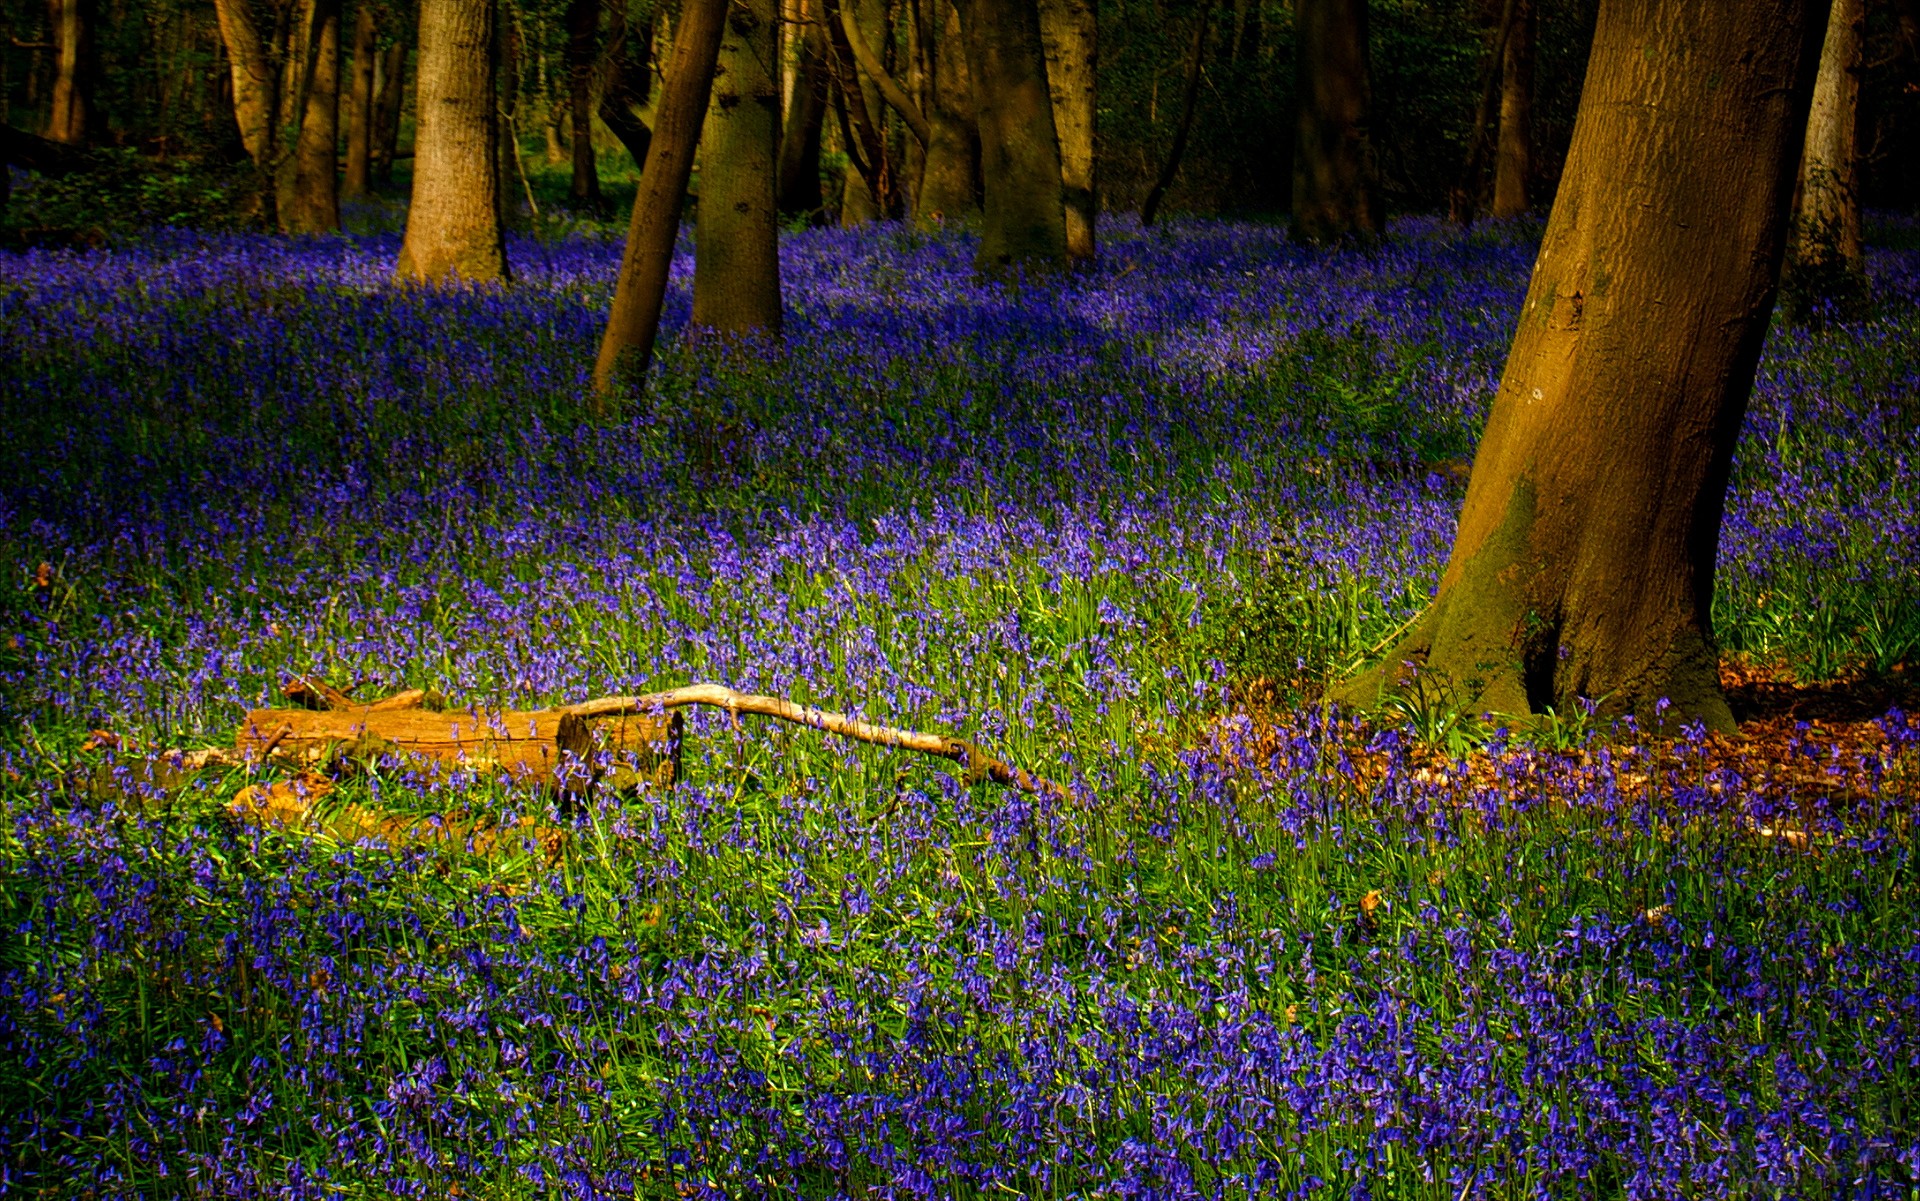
[[343, 3, 377, 197], [1491, 0, 1533, 218], [282, 0, 343, 233], [591, 0, 729, 404], [694, 0, 783, 335], [44, 0, 97, 145], [1788, 0, 1864, 277], [777, 0, 831, 220], [912, 0, 978, 223], [396, 0, 508, 283], [371, 37, 408, 184], [213, 0, 282, 222], [565, 0, 602, 209], [1291, 0, 1381, 243], [1335, 0, 1826, 734], [1037, 0, 1094, 260], [957, 0, 1066, 273]]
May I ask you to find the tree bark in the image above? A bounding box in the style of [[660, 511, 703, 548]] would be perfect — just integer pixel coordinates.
[[912, 0, 978, 223], [957, 0, 1066, 273], [694, 0, 784, 336], [1448, 0, 1519, 225], [777, 0, 831, 219], [212, 0, 281, 220], [1037, 0, 1094, 260], [597, 3, 656, 169], [44, 0, 97, 145], [839, 0, 930, 148], [1789, 0, 1864, 277], [1291, 0, 1381, 243], [282, 0, 343, 233], [1140, 0, 1208, 228], [497, 3, 524, 227], [396, 0, 508, 283], [1491, 0, 1533, 218], [1334, 0, 1826, 735], [828, 0, 899, 221], [371, 37, 408, 184], [565, 0, 603, 209], [343, 2, 377, 196], [591, 0, 729, 404]]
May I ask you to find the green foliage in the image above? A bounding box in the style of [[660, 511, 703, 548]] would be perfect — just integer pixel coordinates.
[[4, 149, 256, 236]]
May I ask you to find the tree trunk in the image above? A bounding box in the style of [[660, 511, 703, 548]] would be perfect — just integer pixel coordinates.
[[1140, 0, 1208, 227], [591, 0, 729, 404], [777, 0, 831, 219], [957, 0, 1066, 273], [371, 38, 407, 184], [694, 0, 783, 335], [1334, 0, 1826, 735], [343, 3, 377, 196], [396, 0, 508, 283], [597, 4, 656, 169], [1291, 0, 1381, 243], [544, 91, 568, 163], [1448, 0, 1518, 226], [282, 0, 343, 233], [212, 0, 280, 206], [1789, 0, 1864, 277], [828, 0, 899, 221], [565, 0, 602, 209], [1491, 0, 1533, 218], [44, 0, 97, 145], [1037, 0, 1094, 260], [912, 0, 978, 223], [497, 5, 523, 227]]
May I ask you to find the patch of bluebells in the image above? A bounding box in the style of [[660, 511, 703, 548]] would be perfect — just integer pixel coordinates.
[[0, 216, 1915, 1197]]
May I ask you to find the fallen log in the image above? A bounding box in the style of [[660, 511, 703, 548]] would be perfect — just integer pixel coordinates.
[[235, 705, 680, 789], [567, 684, 1074, 803]]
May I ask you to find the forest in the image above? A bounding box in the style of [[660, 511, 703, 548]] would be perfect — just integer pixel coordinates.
[[1, 0, 1918, 1196]]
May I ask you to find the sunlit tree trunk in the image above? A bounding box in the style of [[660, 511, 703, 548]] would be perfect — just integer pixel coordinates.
[[1789, 0, 1864, 277], [1037, 0, 1094, 260], [396, 0, 508, 283], [1336, 0, 1826, 734], [565, 0, 602, 209], [1292, 0, 1381, 242], [344, 3, 377, 197], [45, 0, 97, 144], [694, 0, 783, 335], [592, 0, 728, 403], [1491, 0, 1532, 217], [957, 0, 1066, 272], [371, 37, 407, 184], [283, 0, 343, 233], [913, 0, 977, 222]]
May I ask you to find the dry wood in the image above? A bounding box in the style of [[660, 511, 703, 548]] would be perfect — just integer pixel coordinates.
[[567, 684, 1072, 802]]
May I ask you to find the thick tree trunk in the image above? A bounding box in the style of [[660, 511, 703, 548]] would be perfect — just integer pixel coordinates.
[[282, 0, 343, 233], [371, 38, 408, 184], [44, 0, 96, 145], [1335, 0, 1826, 735], [1789, 0, 1864, 276], [912, 0, 978, 223], [1037, 0, 1094, 260], [694, 0, 783, 335], [1491, 0, 1533, 218], [776, 0, 830, 219], [395, 0, 508, 283], [597, 5, 656, 169], [212, 0, 279, 181], [343, 3, 377, 197], [957, 0, 1066, 273], [565, 0, 602, 209], [591, 0, 729, 404], [1291, 0, 1381, 243]]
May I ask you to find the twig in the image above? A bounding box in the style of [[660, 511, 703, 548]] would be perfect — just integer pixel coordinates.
[[567, 684, 1075, 803]]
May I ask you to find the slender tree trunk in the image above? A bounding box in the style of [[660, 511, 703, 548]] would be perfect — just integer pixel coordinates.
[[827, 0, 898, 220], [371, 38, 407, 183], [1335, 0, 1826, 734], [912, 0, 977, 222], [1291, 0, 1381, 243], [1037, 0, 1094, 260], [44, 0, 96, 144], [592, 0, 729, 403], [1448, 0, 1518, 225], [344, 2, 377, 196], [777, 0, 831, 219], [1140, 0, 1208, 227], [396, 0, 508, 283], [694, 0, 783, 335], [565, 0, 602, 209], [497, 3, 523, 227], [544, 89, 568, 163], [598, 4, 656, 168], [957, 0, 1066, 272], [1491, 0, 1533, 217], [1789, 0, 1864, 277], [283, 0, 343, 233]]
